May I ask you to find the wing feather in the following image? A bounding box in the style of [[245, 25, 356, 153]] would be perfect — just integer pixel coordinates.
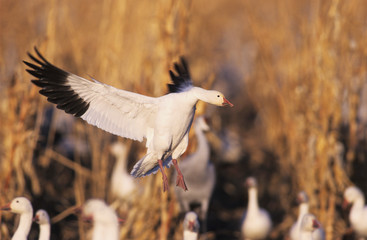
[[24, 47, 158, 142]]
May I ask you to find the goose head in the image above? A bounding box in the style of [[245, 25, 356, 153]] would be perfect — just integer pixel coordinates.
[[33, 209, 50, 225], [82, 199, 118, 225], [245, 177, 258, 189], [1, 197, 33, 214], [208, 90, 233, 107], [343, 186, 364, 208], [183, 211, 200, 233], [110, 142, 128, 158], [297, 191, 309, 204], [300, 213, 320, 232]]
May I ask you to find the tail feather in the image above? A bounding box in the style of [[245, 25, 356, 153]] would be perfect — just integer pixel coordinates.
[[131, 153, 172, 178]]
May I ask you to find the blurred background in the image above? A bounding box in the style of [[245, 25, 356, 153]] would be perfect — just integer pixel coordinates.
[[1, 0, 367, 239]]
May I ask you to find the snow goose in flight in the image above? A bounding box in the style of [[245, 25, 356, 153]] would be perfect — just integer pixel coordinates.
[[241, 177, 272, 240], [174, 116, 215, 232], [82, 199, 119, 240], [298, 213, 321, 240], [24, 48, 233, 192], [1, 197, 33, 240], [183, 211, 200, 240], [343, 186, 367, 238], [289, 191, 325, 240], [34, 209, 51, 240]]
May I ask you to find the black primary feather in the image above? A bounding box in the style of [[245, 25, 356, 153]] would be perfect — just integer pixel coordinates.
[[24, 47, 90, 117], [167, 57, 193, 93]]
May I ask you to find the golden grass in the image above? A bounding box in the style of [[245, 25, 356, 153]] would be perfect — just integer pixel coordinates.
[[1, 0, 367, 239]]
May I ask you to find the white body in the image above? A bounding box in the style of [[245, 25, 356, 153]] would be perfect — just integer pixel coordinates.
[[34, 209, 51, 240], [175, 116, 215, 222], [241, 184, 272, 240], [290, 199, 324, 240], [344, 186, 367, 237]]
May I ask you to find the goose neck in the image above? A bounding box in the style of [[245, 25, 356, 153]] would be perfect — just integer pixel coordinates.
[[12, 211, 33, 240], [38, 223, 51, 240], [247, 188, 259, 214]]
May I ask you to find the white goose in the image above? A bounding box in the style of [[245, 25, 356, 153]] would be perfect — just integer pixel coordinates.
[[174, 116, 215, 232], [34, 209, 51, 240], [290, 191, 325, 240], [1, 197, 33, 240], [183, 211, 200, 240], [110, 141, 136, 201], [298, 213, 321, 240], [82, 199, 119, 240], [241, 177, 272, 240], [343, 186, 367, 237], [24, 48, 233, 192]]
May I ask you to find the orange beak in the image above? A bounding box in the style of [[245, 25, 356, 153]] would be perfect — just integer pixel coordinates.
[[1, 202, 11, 211], [33, 215, 40, 223], [222, 97, 234, 107], [312, 219, 320, 229]]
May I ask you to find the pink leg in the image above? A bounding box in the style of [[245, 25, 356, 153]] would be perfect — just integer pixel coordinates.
[[158, 159, 169, 192], [172, 159, 188, 191]]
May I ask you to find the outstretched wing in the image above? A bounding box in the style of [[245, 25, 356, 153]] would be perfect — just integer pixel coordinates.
[[24, 47, 157, 142], [167, 57, 193, 93]]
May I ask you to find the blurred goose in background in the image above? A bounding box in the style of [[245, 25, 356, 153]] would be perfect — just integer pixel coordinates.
[[183, 211, 200, 240], [174, 116, 215, 232], [82, 199, 119, 240], [289, 191, 325, 240], [34, 209, 51, 240], [298, 213, 321, 240], [1, 197, 33, 240], [24, 48, 233, 192], [110, 141, 136, 202], [343, 186, 367, 238], [241, 177, 272, 240]]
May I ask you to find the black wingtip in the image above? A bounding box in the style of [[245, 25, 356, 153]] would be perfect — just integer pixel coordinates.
[[167, 56, 193, 93], [24, 48, 90, 118]]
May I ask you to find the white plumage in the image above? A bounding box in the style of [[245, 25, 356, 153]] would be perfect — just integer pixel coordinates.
[[174, 116, 215, 232], [298, 213, 321, 240], [110, 141, 136, 201], [343, 186, 367, 237], [289, 191, 325, 240], [82, 199, 120, 240], [34, 209, 51, 240], [183, 211, 200, 240], [241, 177, 272, 240], [1, 197, 33, 240], [24, 48, 233, 192]]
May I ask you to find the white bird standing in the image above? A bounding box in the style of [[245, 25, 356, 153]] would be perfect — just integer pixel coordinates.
[[174, 116, 215, 232], [183, 211, 200, 240], [110, 141, 136, 201], [24, 48, 233, 192], [82, 199, 120, 240], [289, 191, 325, 240], [33, 209, 51, 240], [298, 213, 321, 240], [241, 177, 272, 240], [343, 186, 367, 238], [1, 197, 33, 240]]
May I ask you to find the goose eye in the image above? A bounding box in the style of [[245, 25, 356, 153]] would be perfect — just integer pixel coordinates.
[[217, 95, 220, 97]]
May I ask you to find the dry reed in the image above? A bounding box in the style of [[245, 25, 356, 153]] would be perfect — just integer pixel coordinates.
[[1, 0, 367, 239]]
